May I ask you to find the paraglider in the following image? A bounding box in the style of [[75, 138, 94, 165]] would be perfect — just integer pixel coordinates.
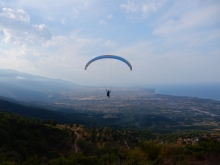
[[85, 55, 132, 98], [106, 89, 111, 98]]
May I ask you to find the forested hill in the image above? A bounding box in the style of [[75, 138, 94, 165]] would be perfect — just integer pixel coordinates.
[[0, 98, 66, 121], [0, 97, 131, 128], [0, 96, 220, 164], [0, 111, 220, 165], [0, 111, 74, 164], [0, 98, 88, 125]]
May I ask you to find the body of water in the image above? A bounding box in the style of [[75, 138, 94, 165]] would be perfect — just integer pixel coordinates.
[[153, 84, 220, 101]]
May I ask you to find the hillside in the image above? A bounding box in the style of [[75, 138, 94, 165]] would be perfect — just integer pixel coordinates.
[[0, 97, 98, 126], [0, 111, 220, 165], [0, 112, 72, 162], [0, 69, 77, 101]]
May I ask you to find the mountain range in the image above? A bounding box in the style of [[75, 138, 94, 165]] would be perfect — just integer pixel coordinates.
[[0, 69, 78, 101]]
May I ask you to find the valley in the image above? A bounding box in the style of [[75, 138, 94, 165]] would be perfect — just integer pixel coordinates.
[[12, 86, 220, 133]]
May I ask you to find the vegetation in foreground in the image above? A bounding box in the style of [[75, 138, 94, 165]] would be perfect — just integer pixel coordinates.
[[0, 111, 220, 165]]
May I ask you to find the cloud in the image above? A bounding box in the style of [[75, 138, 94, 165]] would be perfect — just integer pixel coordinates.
[[121, 1, 139, 13], [2, 8, 29, 22], [155, 1, 220, 34], [0, 8, 52, 44], [99, 20, 107, 25], [11, 0, 97, 24], [153, 3, 220, 36], [108, 14, 113, 19], [71, 7, 79, 19], [0, 1, 219, 85], [120, 0, 166, 18], [16, 76, 25, 79], [151, 0, 220, 53], [103, 40, 118, 48], [61, 18, 66, 25], [106, 35, 220, 85], [141, 1, 164, 17]]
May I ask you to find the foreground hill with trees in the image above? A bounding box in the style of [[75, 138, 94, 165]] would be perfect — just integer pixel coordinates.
[[0, 110, 220, 165]]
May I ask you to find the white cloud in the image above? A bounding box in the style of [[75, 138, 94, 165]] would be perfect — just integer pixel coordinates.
[[2, 29, 12, 43], [2, 8, 29, 22], [151, 0, 220, 53], [0, 1, 219, 85], [105, 37, 220, 85], [33, 24, 51, 40], [16, 76, 25, 79], [141, 1, 163, 17], [108, 14, 113, 19], [153, 3, 220, 36], [99, 20, 107, 25], [103, 40, 118, 48], [0, 45, 33, 71], [10, 0, 97, 24], [0, 8, 52, 44], [61, 18, 66, 25], [120, 0, 166, 18], [71, 7, 79, 19], [121, 1, 139, 13]]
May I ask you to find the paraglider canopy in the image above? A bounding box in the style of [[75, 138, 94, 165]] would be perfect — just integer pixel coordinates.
[[85, 55, 132, 71], [84, 55, 132, 92]]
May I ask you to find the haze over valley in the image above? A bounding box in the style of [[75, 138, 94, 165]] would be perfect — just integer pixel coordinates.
[[0, 69, 220, 133]]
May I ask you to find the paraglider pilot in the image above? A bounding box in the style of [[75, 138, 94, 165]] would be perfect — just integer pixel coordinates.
[[106, 89, 111, 98]]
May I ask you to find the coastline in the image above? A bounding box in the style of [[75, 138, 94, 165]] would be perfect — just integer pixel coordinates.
[[152, 84, 220, 101]]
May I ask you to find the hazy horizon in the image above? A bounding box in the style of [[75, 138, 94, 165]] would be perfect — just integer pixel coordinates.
[[0, 68, 219, 101], [1, 68, 219, 87]]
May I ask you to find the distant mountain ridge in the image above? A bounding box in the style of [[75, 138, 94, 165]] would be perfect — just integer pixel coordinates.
[[0, 69, 78, 101]]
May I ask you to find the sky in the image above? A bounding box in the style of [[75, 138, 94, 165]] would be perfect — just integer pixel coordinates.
[[0, 0, 219, 86]]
